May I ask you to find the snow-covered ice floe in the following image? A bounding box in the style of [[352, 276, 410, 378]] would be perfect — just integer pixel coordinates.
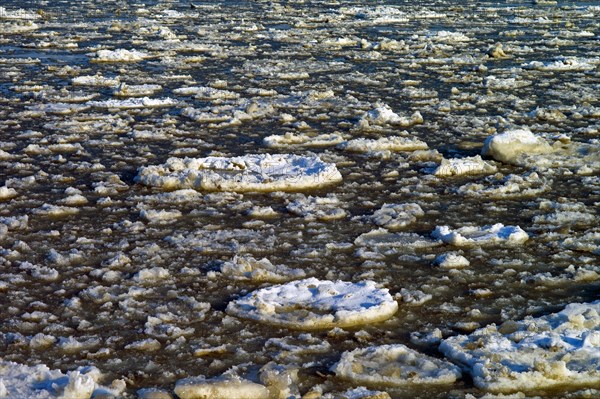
[[0, 361, 121, 399], [226, 278, 398, 330], [215, 255, 306, 283], [364, 203, 424, 230], [432, 224, 529, 247], [332, 344, 461, 387], [135, 154, 343, 192], [87, 97, 177, 109], [434, 155, 497, 177], [440, 301, 600, 393], [92, 48, 150, 62], [175, 374, 269, 399], [337, 136, 428, 153], [482, 129, 552, 165]]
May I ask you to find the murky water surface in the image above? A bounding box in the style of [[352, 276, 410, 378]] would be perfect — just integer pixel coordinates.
[[0, 0, 599, 398]]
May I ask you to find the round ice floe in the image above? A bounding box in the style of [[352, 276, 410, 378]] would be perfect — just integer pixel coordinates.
[[440, 301, 600, 393], [367, 203, 424, 230], [434, 155, 497, 177], [226, 278, 398, 330], [332, 344, 461, 387], [481, 129, 552, 164], [174, 375, 269, 399], [432, 224, 529, 247], [135, 154, 342, 192]]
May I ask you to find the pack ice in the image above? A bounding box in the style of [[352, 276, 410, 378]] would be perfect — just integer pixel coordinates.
[[440, 301, 600, 393]]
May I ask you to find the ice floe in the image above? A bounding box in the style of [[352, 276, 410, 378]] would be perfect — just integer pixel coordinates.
[[432, 224, 529, 247], [482, 129, 552, 164], [440, 301, 600, 393], [363, 203, 424, 230], [226, 278, 398, 330], [332, 344, 461, 386], [136, 154, 343, 192], [174, 374, 269, 399], [92, 48, 150, 62], [214, 255, 306, 283], [434, 155, 497, 177]]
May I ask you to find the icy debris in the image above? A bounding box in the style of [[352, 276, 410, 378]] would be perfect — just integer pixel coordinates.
[[87, 97, 177, 109], [92, 48, 150, 62], [482, 129, 552, 164], [226, 278, 398, 330], [264, 132, 344, 148], [259, 363, 300, 399], [71, 75, 120, 87], [174, 374, 269, 399], [365, 203, 424, 230], [337, 136, 428, 153], [358, 105, 423, 127], [456, 172, 551, 199], [522, 57, 596, 71], [134, 267, 170, 283], [484, 76, 531, 90], [434, 253, 470, 269], [0, 7, 41, 20], [332, 344, 461, 386], [113, 83, 162, 97], [0, 361, 111, 399], [265, 333, 331, 363], [440, 301, 600, 393], [286, 195, 347, 221], [0, 186, 17, 200], [173, 86, 239, 100], [433, 224, 529, 247], [322, 387, 391, 399], [136, 154, 342, 192], [431, 30, 471, 43], [140, 209, 182, 223], [398, 288, 432, 305], [434, 156, 497, 177], [355, 229, 441, 251], [560, 230, 600, 255], [217, 255, 306, 283]]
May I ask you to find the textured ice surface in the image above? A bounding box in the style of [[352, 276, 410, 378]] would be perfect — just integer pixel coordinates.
[[365, 203, 424, 230], [226, 278, 398, 330], [216, 255, 306, 283], [482, 129, 552, 164], [136, 154, 342, 192], [434, 156, 497, 177], [338, 136, 428, 153], [332, 344, 461, 386], [174, 375, 269, 399], [92, 48, 149, 62], [440, 301, 600, 393], [433, 224, 529, 247]]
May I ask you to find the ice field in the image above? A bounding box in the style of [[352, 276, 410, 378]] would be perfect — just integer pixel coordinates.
[[0, 0, 599, 398]]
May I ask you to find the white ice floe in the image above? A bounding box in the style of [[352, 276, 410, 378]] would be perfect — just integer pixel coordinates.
[[560, 230, 600, 255], [113, 83, 162, 97], [358, 105, 423, 127], [264, 133, 344, 148], [434, 253, 470, 269], [0, 361, 117, 399], [481, 129, 552, 164], [522, 57, 596, 71], [175, 375, 269, 399], [139, 209, 182, 223], [136, 154, 343, 192], [432, 224, 529, 247], [173, 86, 239, 100], [0, 7, 40, 20], [434, 155, 497, 177], [71, 75, 120, 87], [87, 97, 177, 109], [216, 255, 306, 283], [337, 136, 428, 152], [322, 387, 391, 399], [0, 186, 17, 200], [286, 195, 347, 221], [332, 344, 461, 386], [92, 48, 150, 62], [365, 203, 424, 230], [226, 278, 398, 330], [440, 301, 600, 393]]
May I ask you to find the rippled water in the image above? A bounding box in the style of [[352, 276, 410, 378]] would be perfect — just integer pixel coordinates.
[[1, 0, 599, 398]]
